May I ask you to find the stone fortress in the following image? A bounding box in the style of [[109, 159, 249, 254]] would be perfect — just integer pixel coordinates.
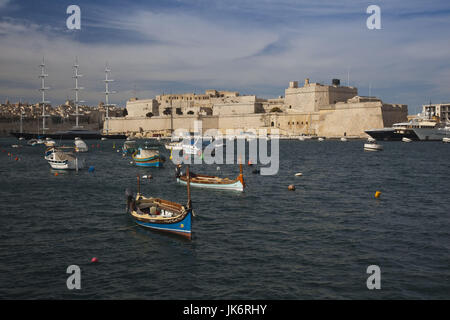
[[107, 78, 408, 138]]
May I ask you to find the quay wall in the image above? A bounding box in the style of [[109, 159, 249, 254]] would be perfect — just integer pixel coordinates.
[[107, 102, 405, 138]]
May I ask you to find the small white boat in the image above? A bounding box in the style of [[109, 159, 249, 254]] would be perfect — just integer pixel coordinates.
[[340, 137, 348, 142], [74, 137, 88, 152], [101, 137, 107, 141], [367, 137, 376, 143], [402, 137, 412, 143], [443, 137, 450, 143], [364, 142, 383, 151], [318, 137, 324, 142], [46, 147, 85, 170]]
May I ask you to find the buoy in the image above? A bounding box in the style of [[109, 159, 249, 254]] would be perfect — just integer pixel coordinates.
[[248, 160, 253, 166], [88, 166, 95, 173], [91, 257, 98, 263], [129, 161, 133, 164], [375, 191, 381, 199], [288, 184, 295, 191], [14, 157, 19, 161], [54, 172, 59, 176], [295, 173, 303, 176]]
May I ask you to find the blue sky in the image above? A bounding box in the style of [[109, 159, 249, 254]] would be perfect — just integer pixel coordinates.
[[1, 0, 450, 114]]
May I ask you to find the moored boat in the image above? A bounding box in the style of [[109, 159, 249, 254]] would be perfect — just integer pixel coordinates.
[[402, 137, 412, 143], [132, 146, 165, 167], [126, 169, 193, 240], [364, 140, 383, 151], [176, 164, 245, 192], [45, 146, 85, 170]]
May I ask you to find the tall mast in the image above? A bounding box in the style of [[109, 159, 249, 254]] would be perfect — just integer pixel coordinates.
[[104, 63, 116, 135], [39, 57, 50, 134], [72, 57, 84, 129]]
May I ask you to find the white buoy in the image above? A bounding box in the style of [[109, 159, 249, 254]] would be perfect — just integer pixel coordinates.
[[295, 173, 303, 176]]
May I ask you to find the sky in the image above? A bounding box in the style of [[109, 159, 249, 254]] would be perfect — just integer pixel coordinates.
[[1, 0, 450, 114]]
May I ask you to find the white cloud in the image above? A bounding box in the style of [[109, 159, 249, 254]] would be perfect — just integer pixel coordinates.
[[1, 2, 450, 114]]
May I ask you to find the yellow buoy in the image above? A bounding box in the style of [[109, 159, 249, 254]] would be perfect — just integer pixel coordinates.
[[375, 191, 381, 198]]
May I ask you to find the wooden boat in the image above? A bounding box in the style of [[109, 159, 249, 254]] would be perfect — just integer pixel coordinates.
[[176, 164, 245, 192], [132, 146, 165, 167], [127, 167, 193, 239]]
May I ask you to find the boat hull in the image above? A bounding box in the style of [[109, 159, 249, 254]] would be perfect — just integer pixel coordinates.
[[412, 127, 450, 141], [177, 177, 244, 191], [365, 128, 419, 141], [132, 212, 192, 239], [133, 156, 164, 167]]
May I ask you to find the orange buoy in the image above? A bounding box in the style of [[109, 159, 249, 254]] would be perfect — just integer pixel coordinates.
[[91, 257, 98, 263], [375, 191, 381, 199], [54, 172, 59, 176], [288, 184, 295, 191], [14, 157, 19, 161]]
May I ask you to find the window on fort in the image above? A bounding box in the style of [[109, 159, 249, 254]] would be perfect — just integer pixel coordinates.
[[271, 121, 274, 127]]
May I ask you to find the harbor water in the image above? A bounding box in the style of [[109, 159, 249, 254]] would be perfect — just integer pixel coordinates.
[[0, 138, 449, 299]]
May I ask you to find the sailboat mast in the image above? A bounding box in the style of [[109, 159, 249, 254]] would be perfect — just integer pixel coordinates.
[[104, 64, 116, 135], [39, 58, 50, 135], [72, 58, 84, 129], [186, 165, 191, 209]]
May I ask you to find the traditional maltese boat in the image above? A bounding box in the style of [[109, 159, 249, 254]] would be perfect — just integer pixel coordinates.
[[176, 164, 245, 192], [132, 146, 165, 167], [126, 168, 193, 239]]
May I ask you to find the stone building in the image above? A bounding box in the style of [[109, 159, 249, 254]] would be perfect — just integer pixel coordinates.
[[422, 103, 450, 122], [111, 78, 408, 138]]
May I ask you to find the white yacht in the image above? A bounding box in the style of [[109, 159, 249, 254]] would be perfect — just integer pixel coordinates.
[[409, 119, 450, 141]]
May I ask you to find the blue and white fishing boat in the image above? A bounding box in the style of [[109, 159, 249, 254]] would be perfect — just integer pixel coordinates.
[[132, 144, 165, 167], [176, 164, 245, 192], [127, 169, 193, 240]]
